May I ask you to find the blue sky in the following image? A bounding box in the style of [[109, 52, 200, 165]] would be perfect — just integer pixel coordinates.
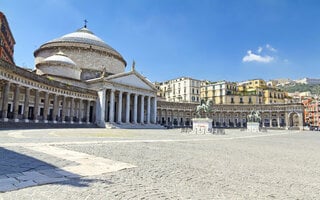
[[2, 0, 320, 82]]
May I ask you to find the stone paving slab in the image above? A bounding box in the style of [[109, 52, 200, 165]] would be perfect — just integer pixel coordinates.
[[0, 144, 136, 193]]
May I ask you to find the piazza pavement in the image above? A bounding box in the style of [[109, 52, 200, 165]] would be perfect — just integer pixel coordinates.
[[0, 128, 320, 199]]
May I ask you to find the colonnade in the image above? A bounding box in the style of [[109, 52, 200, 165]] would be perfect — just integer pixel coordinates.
[[211, 112, 286, 128], [0, 81, 95, 124], [96, 88, 157, 127], [157, 109, 194, 127]]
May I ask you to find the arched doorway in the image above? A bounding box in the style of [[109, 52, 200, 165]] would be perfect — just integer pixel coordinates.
[[288, 112, 300, 129]]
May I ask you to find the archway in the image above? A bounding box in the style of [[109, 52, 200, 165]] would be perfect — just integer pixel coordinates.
[[288, 112, 300, 129]]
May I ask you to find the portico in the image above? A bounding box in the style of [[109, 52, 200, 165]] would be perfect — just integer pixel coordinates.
[[91, 68, 158, 128]]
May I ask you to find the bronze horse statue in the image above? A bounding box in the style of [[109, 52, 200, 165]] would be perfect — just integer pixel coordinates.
[[196, 100, 213, 118]]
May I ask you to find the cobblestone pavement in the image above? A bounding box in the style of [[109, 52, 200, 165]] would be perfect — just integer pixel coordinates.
[[0, 128, 320, 199]]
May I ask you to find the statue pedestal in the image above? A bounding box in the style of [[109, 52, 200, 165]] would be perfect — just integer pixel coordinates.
[[192, 118, 212, 133], [247, 122, 260, 132]]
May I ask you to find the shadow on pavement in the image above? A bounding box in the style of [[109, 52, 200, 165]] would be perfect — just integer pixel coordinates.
[[0, 147, 112, 192]]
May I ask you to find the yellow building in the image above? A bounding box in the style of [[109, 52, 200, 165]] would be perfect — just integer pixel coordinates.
[[263, 88, 287, 104], [201, 79, 287, 105]]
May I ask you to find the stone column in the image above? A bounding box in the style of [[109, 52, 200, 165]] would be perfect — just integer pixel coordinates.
[[13, 85, 20, 122], [285, 112, 289, 129], [96, 89, 106, 127], [298, 112, 304, 130], [133, 94, 138, 123], [33, 90, 40, 123], [61, 96, 67, 123], [240, 112, 243, 127], [125, 92, 130, 123], [105, 91, 109, 122], [23, 87, 30, 122], [43, 92, 49, 123], [277, 112, 281, 128], [86, 100, 91, 124], [140, 95, 145, 124], [117, 91, 123, 123], [146, 96, 151, 124], [2, 81, 10, 121], [109, 89, 115, 123], [52, 94, 58, 123], [151, 97, 157, 124], [70, 97, 74, 123], [78, 99, 83, 124], [269, 112, 272, 127]]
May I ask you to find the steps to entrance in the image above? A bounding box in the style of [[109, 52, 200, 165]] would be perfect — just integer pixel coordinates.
[[105, 122, 165, 129]]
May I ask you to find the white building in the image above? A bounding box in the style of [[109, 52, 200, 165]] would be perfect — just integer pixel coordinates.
[[155, 77, 201, 103]]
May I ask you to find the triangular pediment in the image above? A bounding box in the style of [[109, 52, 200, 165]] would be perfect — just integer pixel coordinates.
[[107, 72, 156, 91]]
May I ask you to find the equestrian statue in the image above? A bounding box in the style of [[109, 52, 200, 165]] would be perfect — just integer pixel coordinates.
[[196, 100, 213, 118]]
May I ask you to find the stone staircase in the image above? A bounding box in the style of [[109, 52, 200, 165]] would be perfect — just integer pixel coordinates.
[[105, 122, 165, 129]]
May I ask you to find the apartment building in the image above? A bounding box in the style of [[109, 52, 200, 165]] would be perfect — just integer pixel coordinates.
[[201, 79, 288, 105], [155, 77, 201, 103]]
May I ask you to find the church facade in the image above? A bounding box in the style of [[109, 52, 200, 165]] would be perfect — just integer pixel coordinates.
[[0, 14, 158, 128]]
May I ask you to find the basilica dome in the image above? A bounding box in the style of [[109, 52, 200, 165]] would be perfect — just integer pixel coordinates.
[[34, 26, 127, 80], [36, 51, 81, 80]]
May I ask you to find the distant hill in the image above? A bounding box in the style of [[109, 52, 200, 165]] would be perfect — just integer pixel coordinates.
[[278, 83, 320, 94]]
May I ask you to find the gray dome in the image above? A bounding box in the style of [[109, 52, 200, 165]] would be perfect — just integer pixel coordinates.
[[40, 27, 123, 58], [36, 51, 81, 80], [42, 51, 77, 67]]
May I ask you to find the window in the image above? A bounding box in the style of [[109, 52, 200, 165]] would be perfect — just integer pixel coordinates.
[[192, 96, 195, 101], [240, 97, 243, 103], [249, 98, 252, 104], [231, 97, 234, 104]]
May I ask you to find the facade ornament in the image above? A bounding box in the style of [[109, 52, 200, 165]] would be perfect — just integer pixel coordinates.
[[132, 60, 135, 71]]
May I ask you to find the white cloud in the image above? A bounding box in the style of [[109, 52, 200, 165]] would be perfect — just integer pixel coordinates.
[[257, 46, 263, 53], [266, 44, 277, 52], [242, 50, 274, 63]]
